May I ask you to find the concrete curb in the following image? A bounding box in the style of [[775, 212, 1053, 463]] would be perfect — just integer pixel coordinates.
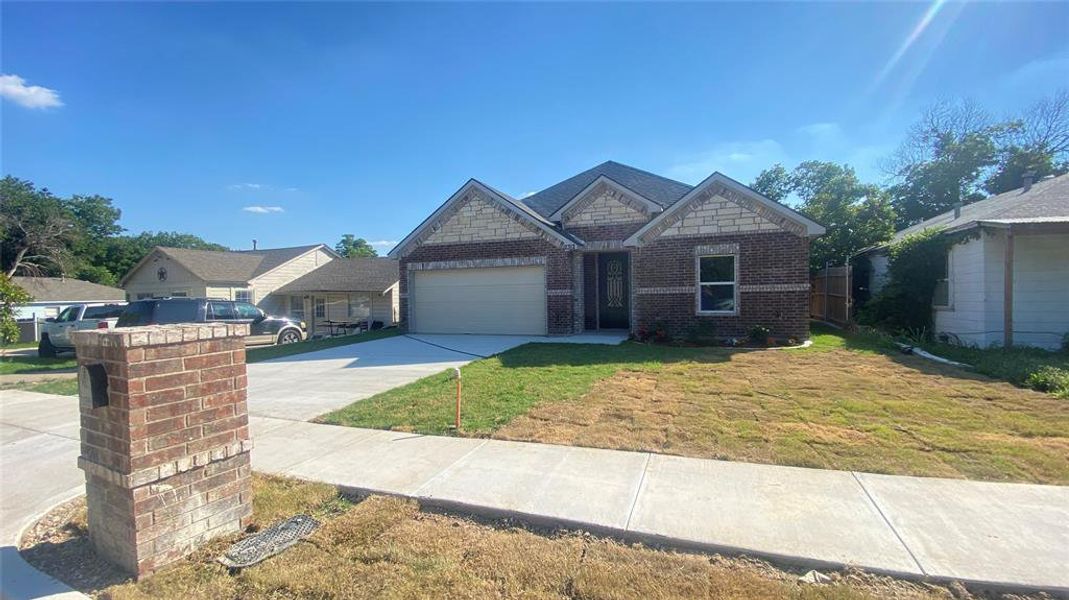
[[1, 490, 90, 600]]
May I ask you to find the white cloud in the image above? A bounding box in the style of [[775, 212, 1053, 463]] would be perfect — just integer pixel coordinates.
[[0, 74, 63, 109], [228, 183, 267, 190], [797, 122, 842, 139], [368, 240, 399, 248], [666, 139, 787, 184], [242, 205, 284, 214]]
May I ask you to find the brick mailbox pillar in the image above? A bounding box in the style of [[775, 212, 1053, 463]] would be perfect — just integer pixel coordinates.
[[70, 324, 253, 577]]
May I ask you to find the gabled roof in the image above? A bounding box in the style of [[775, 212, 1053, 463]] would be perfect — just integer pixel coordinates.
[[624, 172, 826, 245], [119, 244, 337, 286], [893, 173, 1069, 242], [388, 179, 580, 258], [521, 161, 693, 218], [276, 257, 399, 294], [13, 277, 126, 302], [548, 175, 664, 221]]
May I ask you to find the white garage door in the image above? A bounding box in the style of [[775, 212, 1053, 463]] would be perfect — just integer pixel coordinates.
[[411, 266, 547, 335]]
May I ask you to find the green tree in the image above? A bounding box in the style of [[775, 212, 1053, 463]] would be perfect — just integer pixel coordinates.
[[0, 176, 76, 277], [750, 163, 793, 202], [985, 90, 1069, 194], [65, 194, 125, 285], [885, 99, 1007, 227], [334, 234, 378, 258], [752, 161, 896, 271], [0, 273, 32, 348]]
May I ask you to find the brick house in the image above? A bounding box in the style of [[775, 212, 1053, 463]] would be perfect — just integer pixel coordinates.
[[389, 161, 824, 340]]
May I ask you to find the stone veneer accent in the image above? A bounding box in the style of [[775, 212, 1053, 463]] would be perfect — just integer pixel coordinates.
[[422, 192, 540, 245], [659, 195, 781, 238], [70, 324, 253, 578], [641, 182, 808, 242], [563, 184, 650, 227]]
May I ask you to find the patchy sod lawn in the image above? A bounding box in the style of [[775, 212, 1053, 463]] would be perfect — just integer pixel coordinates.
[[321, 325, 1069, 484], [246, 327, 400, 363], [22, 475, 975, 600], [0, 355, 77, 375]]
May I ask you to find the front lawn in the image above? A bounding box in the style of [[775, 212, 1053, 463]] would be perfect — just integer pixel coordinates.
[[321, 326, 1069, 484], [1, 378, 81, 396], [20, 475, 964, 600], [0, 356, 77, 375], [246, 328, 400, 363]]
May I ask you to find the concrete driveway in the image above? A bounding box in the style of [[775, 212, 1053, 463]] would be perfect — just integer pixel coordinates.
[[247, 332, 625, 421]]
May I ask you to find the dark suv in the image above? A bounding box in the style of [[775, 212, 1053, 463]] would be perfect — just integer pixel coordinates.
[[116, 298, 306, 345]]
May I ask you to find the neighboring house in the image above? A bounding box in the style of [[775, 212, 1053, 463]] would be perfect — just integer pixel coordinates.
[[862, 172, 1069, 349], [274, 257, 400, 336], [389, 161, 824, 338], [12, 276, 127, 320], [120, 244, 340, 314]]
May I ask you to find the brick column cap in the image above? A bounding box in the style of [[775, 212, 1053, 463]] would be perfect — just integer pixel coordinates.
[[72, 323, 249, 349]]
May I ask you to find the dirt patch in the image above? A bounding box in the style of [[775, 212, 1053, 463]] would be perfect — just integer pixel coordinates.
[[494, 348, 1069, 483], [22, 475, 1053, 600]]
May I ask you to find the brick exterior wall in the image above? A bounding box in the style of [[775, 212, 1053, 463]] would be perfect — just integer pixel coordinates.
[[400, 239, 576, 334], [633, 232, 810, 339], [71, 324, 253, 578]]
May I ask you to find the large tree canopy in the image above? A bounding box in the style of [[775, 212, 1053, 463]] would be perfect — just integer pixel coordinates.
[[752, 161, 896, 271], [1, 175, 227, 285], [887, 91, 1069, 227]]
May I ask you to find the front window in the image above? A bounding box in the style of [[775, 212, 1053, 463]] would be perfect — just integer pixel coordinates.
[[314, 298, 326, 318], [290, 296, 305, 320], [235, 289, 252, 303], [170, 290, 189, 298], [698, 255, 737, 314], [933, 252, 950, 308], [348, 294, 370, 319]]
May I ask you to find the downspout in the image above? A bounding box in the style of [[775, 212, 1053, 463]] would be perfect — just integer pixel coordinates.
[[1003, 226, 1014, 347]]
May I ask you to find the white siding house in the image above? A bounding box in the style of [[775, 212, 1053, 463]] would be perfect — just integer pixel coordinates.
[[864, 173, 1069, 350]]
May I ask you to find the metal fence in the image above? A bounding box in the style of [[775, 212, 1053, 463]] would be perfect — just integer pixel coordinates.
[[810, 266, 850, 325]]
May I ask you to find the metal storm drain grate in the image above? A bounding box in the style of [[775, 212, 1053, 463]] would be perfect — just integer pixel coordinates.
[[218, 514, 320, 569]]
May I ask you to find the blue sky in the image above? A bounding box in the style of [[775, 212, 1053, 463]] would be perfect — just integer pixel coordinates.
[[3, 2, 1067, 253]]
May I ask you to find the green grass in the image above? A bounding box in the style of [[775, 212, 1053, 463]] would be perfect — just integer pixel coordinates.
[[246, 328, 401, 363], [0, 356, 78, 375], [917, 340, 1069, 398], [1, 341, 39, 349], [0, 378, 80, 396], [318, 342, 716, 435]]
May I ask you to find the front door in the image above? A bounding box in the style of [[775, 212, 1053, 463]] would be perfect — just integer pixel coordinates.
[[597, 252, 630, 329]]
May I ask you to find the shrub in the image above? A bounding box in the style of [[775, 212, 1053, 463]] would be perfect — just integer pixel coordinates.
[[1024, 366, 1069, 397], [748, 324, 772, 345], [857, 228, 972, 334], [686, 321, 718, 345]]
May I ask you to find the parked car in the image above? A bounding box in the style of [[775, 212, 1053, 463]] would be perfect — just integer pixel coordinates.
[[115, 298, 306, 346], [38, 302, 128, 357]]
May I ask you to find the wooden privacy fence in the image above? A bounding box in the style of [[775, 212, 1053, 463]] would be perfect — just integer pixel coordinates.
[[810, 266, 850, 325]]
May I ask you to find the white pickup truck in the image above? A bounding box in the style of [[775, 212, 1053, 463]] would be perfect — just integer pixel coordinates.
[[38, 302, 128, 357]]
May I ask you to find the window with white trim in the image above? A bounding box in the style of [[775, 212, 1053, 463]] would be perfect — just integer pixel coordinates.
[[933, 252, 950, 308], [314, 297, 326, 318], [235, 289, 253, 303], [697, 255, 737, 314]]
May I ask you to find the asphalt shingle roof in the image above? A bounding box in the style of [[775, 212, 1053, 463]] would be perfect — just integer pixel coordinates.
[[154, 245, 326, 283], [894, 173, 1069, 241], [276, 257, 398, 293], [13, 277, 126, 302], [519, 161, 693, 218]]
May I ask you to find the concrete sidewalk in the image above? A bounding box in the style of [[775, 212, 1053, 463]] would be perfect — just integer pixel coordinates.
[[250, 416, 1069, 594], [0, 391, 87, 600]]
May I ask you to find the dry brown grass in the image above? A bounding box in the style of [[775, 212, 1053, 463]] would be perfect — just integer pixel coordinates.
[[494, 347, 1069, 484], [23, 476, 971, 600]]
